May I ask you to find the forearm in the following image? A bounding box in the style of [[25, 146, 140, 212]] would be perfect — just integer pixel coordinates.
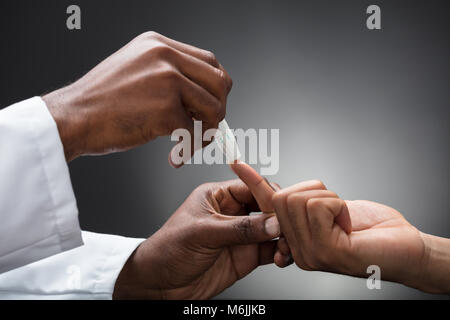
[[411, 233, 450, 294], [43, 84, 87, 162]]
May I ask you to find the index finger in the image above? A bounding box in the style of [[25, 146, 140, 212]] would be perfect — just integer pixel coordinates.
[[229, 161, 276, 213], [156, 33, 220, 67]]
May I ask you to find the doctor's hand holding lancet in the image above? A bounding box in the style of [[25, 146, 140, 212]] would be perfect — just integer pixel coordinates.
[[0, 31, 231, 275], [42, 31, 232, 163], [112, 179, 280, 299], [231, 162, 450, 295]]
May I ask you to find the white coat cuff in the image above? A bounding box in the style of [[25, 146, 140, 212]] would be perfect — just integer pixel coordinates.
[[30, 97, 82, 250], [0, 232, 145, 299], [0, 97, 82, 273]]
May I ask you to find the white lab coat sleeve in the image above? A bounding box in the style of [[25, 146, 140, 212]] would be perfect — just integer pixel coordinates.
[[0, 97, 82, 274], [0, 231, 145, 299]]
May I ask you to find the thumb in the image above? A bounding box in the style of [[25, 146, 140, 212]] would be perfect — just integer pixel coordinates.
[[210, 214, 280, 247], [335, 200, 352, 234], [307, 198, 352, 236], [229, 161, 276, 213]]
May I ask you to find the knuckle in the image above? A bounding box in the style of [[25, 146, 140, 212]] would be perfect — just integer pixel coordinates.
[[151, 43, 176, 58], [272, 191, 287, 210], [203, 50, 218, 66], [227, 76, 233, 91], [216, 68, 227, 81], [143, 31, 162, 40], [158, 65, 182, 83], [286, 193, 305, 211], [215, 68, 229, 91], [306, 198, 323, 212], [233, 217, 254, 243], [326, 190, 339, 198], [311, 179, 326, 190]]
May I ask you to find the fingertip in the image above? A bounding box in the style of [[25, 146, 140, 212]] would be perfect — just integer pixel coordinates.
[[274, 251, 291, 268], [274, 251, 284, 268], [229, 161, 261, 185], [229, 160, 246, 177], [230, 161, 275, 213]]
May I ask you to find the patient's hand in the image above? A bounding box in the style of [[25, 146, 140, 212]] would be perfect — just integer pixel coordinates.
[[113, 179, 280, 299], [271, 181, 429, 290], [229, 162, 450, 294], [230, 161, 351, 269]]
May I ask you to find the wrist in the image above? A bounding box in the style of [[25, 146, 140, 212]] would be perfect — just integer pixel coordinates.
[[42, 85, 87, 162], [113, 240, 165, 300], [408, 232, 450, 294]]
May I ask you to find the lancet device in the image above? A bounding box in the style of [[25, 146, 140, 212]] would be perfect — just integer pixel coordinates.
[[214, 119, 241, 164]]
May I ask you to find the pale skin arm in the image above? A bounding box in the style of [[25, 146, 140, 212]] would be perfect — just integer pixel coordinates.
[[418, 233, 450, 293], [231, 161, 450, 294]]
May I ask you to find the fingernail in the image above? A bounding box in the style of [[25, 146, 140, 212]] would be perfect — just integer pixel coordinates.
[[265, 216, 280, 238], [229, 160, 242, 175]]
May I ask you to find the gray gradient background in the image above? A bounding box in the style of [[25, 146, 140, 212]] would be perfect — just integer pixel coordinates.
[[1, 0, 449, 299]]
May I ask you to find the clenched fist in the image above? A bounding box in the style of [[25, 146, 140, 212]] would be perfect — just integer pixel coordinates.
[[43, 31, 232, 162]]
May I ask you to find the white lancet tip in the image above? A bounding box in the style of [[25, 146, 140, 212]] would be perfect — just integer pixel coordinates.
[[214, 119, 241, 164]]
